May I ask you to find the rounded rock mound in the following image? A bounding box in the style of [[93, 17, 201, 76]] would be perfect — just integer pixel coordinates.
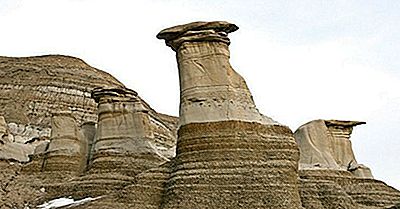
[[0, 55, 124, 127]]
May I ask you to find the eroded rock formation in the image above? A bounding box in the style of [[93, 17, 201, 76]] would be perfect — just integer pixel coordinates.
[[124, 21, 303, 209], [89, 87, 167, 176], [294, 119, 372, 177], [0, 55, 123, 127], [0, 55, 177, 164], [157, 21, 276, 126], [295, 119, 400, 208], [0, 21, 399, 209]]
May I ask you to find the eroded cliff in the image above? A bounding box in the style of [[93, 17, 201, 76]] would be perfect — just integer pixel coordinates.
[[0, 21, 399, 209]]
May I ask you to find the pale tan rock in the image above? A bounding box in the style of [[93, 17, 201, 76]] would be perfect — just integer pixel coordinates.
[[348, 163, 373, 179], [0, 55, 124, 127], [0, 55, 178, 161], [294, 120, 339, 169], [294, 120, 400, 208], [0, 116, 35, 162], [155, 21, 302, 209], [88, 87, 167, 176], [294, 119, 373, 178], [157, 21, 277, 127], [43, 112, 87, 176], [325, 120, 365, 170], [0, 116, 7, 135]]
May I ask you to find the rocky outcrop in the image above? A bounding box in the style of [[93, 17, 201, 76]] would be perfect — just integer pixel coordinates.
[[0, 116, 48, 163], [294, 119, 372, 177], [88, 87, 167, 176], [295, 120, 400, 208], [125, 21, 303, 209], [157, 21, 276, 127], [0, 55, 123, 127], [0, 56, 177, 207], [70, 20, 303, 209], [0, 21, 399, 209], [0, 55, 177, 163], [42, 113, 87, 177], [40, 87, 169, 201]]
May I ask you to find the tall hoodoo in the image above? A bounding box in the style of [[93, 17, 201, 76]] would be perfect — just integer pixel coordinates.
[[157, 21, 276, 126], [157, 21, 303, 209]]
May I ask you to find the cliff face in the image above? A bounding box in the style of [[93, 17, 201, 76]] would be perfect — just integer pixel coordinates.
[[0, 55, 178, 163], [0, 21, 399, 209], [0, 55, 123, 127], [0, 55, 178, 208]]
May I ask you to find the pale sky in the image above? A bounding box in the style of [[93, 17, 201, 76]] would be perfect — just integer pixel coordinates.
[[0, 0, 399, 189]]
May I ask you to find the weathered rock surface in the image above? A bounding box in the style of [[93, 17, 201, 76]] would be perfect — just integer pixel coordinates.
[[0, 55, 178, 163], [42, 112, 87, 176], [158, 21, 277, 127], [0, 56, 177, 207], [0, 55, 123, 127], [0, 21, 399, 209], [125, 20, 303, 209], [0, 116, 47, 163], [88, 87, 167, 176], [295, 120, 400, 208], [294, 120, 372, 177]]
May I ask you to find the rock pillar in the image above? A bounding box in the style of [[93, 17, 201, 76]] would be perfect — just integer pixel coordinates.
[[157, 21, 303, 209], [88, 87, 166, 176], [293, 120, 399, 209], [43, 112, 86, 176], [157, 21, 275, 127], [294, 119, 373, 178]]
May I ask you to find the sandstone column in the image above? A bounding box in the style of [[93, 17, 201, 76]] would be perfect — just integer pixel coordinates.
[[157, 21, 276, 127], [294, 119, 394, 209], [294, 119, 373, 178], [324, 120, 367, 172], [43, 112, 86, 177], [88, 87, 166, 176], [157, 21, 303, 209]]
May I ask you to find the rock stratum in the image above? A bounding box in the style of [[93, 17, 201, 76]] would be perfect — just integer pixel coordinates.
[[0, 21, 399, 209]]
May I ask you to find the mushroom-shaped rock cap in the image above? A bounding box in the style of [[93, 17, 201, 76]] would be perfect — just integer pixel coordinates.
[[157, 21, 239, 41], [92, 87, 138, 103], [324, 120, 366, 127]]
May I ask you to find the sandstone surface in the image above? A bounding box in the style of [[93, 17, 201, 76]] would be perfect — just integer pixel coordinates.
[[0, 55, 178, 163], [295, 120, 400, 208], [0, 21, 399, 209], [127, 20, 303, 209], [158, 21, 277, 127]]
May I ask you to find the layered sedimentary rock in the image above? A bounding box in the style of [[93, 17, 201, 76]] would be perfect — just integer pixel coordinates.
[[1, 21, 399, 209], [0, 55, 177, 163], [0, 55, 124, 127], [88, 87, 167, 176], [0, 55, 177, 207], [132, 21, 303, 209], [42, 113, 87, 176], [41, 87, 169, 201], [0, 116, 47, 162], [295, 120, 400, 208], [294, 120, 372, 177], [157, 21, 276, 127]]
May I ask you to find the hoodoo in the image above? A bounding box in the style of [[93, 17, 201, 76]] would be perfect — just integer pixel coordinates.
[[156, 21, 303, 209], [89, 87, 167, 176], [43, 112, 87, 177], [295, 120, 400, 208], [157, 21, 276, 126], [0, 21, 399, 209]]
